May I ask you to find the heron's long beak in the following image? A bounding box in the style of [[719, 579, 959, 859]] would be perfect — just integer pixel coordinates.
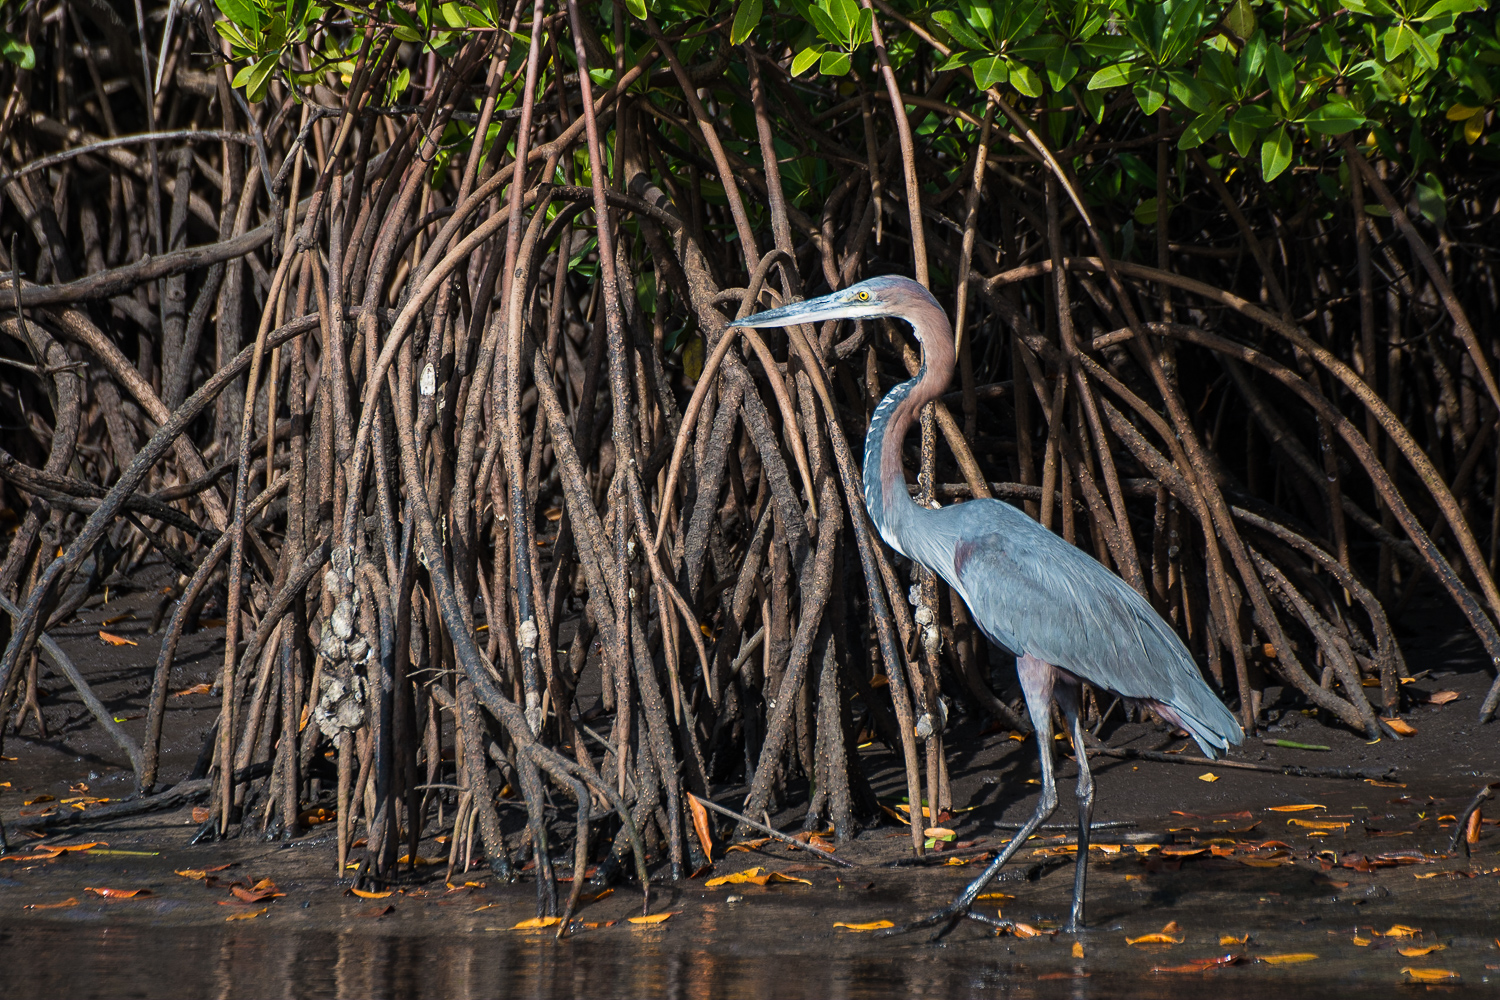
[[730, 290, 873, 329]]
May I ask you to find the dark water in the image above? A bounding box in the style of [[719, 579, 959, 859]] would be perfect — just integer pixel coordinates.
[[0, 917, 1442, 1000]]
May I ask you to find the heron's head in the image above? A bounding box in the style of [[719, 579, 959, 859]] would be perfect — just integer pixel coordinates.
[[729, 275, 940, 339]]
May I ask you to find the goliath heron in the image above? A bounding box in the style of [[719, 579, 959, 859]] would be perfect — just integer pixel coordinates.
[[732, 275, 1242, 934]]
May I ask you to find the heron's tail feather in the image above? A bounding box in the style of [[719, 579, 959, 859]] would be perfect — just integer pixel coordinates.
[[1146, 698, 1244, 761]]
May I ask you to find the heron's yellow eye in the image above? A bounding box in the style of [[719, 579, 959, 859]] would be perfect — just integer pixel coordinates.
[[857, 291, 869, 301]]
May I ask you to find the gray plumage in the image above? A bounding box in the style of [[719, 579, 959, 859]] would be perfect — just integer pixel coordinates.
[[736, 272, 1243, 933]]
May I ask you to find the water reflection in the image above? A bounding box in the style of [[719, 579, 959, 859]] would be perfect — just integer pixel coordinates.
[[0, 919, 1330, 1000]]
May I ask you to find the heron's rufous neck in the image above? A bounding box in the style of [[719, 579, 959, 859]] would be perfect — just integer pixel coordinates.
[[862, 294, 956, 556]]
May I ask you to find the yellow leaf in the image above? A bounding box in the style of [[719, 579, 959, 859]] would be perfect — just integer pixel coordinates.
[[923, 827, 956, 839], [1447, 103, 1483, 120], [1374, 924, 1422, 938], [225, 907, 267, 921], [976, 892, 1014, 900], [98, 631, 137, 646], [1381, 717, 1417, 736], [1353, 935, 1371, 946], [1221, 934, 1249, 946], [1399, 944, 1446, 957], [1072, 941, 1085, 958], [1198, 772, 1219, 782], [834, 920, 895, 931], [1287, 818, 1350, 830], [1267, 804, 1326, 812], [705, 867, 764, 887], [1126, 933, 1184, 946], [1402, 968, 1459, 982], [1466, 113, 1485, 144], [1260, 953, 1318, 965], [350, 888, 394, 899], [628, 911, 678, 924], [512, 917, 563, 930], [682, 336, 705, 380]]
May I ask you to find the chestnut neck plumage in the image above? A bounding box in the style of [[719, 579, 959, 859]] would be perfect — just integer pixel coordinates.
[[861, 291, 957, 558]]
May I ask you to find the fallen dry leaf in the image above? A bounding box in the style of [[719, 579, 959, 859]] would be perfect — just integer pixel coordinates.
[[1152, 954, 1244, 973], [1398, 944, 1447, 957], [1401, 968, 1459, 983], [705, 867, 765, 886], [1127, 921, 1185, 946], [1010, 922, 1048, 939], [1072, 941, 1085, 958], [724, 838, 772, 853], [1198, 773, 1219, 782], [98, 631, 137, 646], [1259, 953, 1318, 965], [923, 827, 956, 839], [687, 795, 714, 860], [174, 865, 232, 880], [23, 898, 78, 910], [1373, 924, 1423, 938], [577, 888, 614, 905], [350, 888, 394, 899], [1287, 818, 1350, 830], [628, 912, 678, 925], [512, 917, 563, 930], [1353, 935, 1371, 946], [1381, 717, 1417, 736], [976, 892, 1015, 900], [191, 806, 212, 823], [1221, 934, 1249, 946], [172, 683, 213, 697], [1267, 804, 1326, 812], [360, 905, 395, 917], [84, 887, 150, 898], [230, 885, 284, 903], [834, 920, 894, 932], [225, 907, 267, 921], [1427, 690, 1460, 705]]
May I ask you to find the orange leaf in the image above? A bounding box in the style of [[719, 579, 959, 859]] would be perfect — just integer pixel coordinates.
[[1221, 934, 1249, 946], [628, 911, 678, 925], [705, 867, 764, 886], [1381, 717, 1417, 736], [1287, 818, 1350, 830], [230, 886, 284, 903], [1127, 932, 1184, 946], [725, 838, 772, 853], [1259, 953, 1318, 965], [687, 795, 714, 860], [1373, 924, 1422, 938], [361, 904, 395, 917], [172, 683, 212, 698], [1428, 690, 1460, 705], [23, 898, 78, 910], [1159, 846, 1207, 857], [350, 887, 394, 899], [1401, 968, 1459, 982], [174, 865, 232, 880], [1399, 944, 1447, 957], [85, 887, 150, 898], [225, 907, 267, 921], [512, 917, 563, 930], [834, 920, 894, 932], [1267, 804, 1326, 812], [1072, 941, 1085, 959], [98, 631, 137, 646], [1467, 809, 1483, 845], [191, 806, 212, 824], [1011, 922, 1049, 939]]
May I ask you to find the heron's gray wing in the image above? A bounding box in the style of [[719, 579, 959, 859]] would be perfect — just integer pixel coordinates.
[[931, 500, 1241, 751]]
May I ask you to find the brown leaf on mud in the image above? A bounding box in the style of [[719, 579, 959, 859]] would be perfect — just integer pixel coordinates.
[[191, 807, 212, 823], [22, 796, 54, 805], [1427, 690, 1461, 705], [230, 883, 284, 903], [172, 683, 212, 698], [1467, 809, 1483, 844], [1268, 804, 1326, 812], [1401, 968, 1459, 982], [1159, 846, 1207, 857], [687, 796, 714, 860], [1259, 953, 1318, 965], [1010, 922, 1051, 939], [725, 838, 772, 853], [1171, 810, 1253, 820], [174, 865, 232, 880], [85, 887, 151, 898], [578, 888, 614, 905], [349, 887, 393, 899], [834, 920, 894, 932], [98, 631, 137, 646], [225, 908, 267, 921], [1381, 717, 1417, 736], [1398, 944, 1447, 957], [361, 905, 395, 917], [1221, 934, 1250, 945], [23, 898, 78, 910], [628, 912, 678, 925]]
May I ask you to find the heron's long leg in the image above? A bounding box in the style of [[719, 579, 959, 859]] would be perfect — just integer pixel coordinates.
[[1057, 686, 1094, 932], [879, 655, 1060, 937]]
